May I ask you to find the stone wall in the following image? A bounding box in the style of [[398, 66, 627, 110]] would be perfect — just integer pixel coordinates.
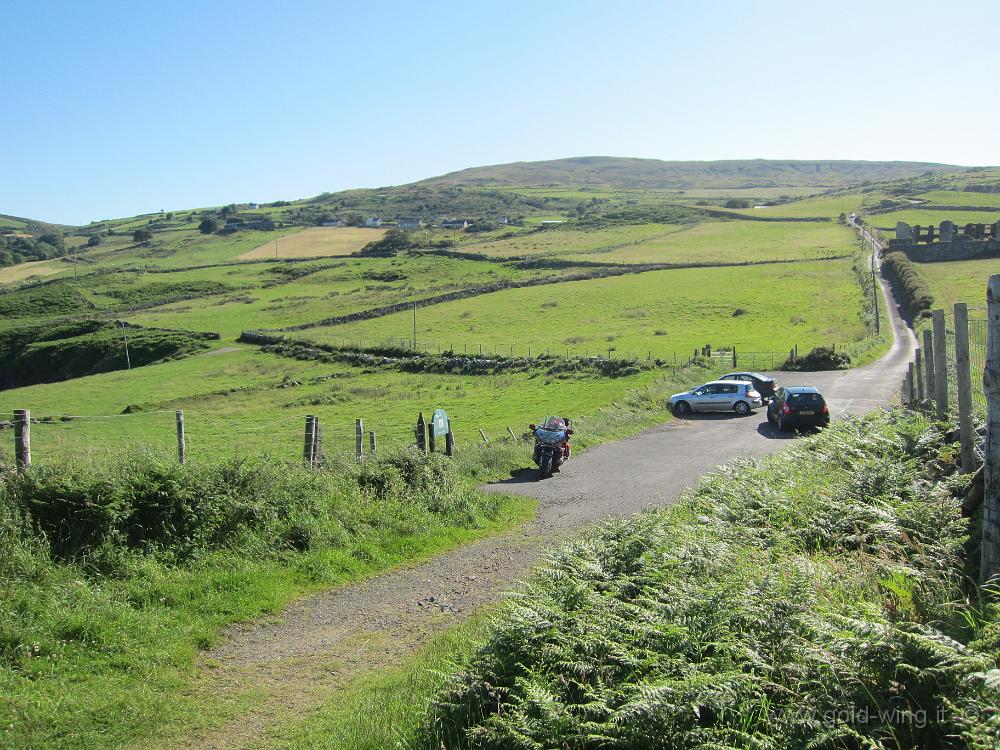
[[892, 238, 1000, 263]]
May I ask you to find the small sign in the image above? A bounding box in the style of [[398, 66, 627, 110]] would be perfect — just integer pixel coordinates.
[[431, 408, 450, 437]]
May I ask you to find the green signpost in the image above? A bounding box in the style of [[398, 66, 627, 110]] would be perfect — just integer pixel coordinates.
[[431, 409, 450, 438]]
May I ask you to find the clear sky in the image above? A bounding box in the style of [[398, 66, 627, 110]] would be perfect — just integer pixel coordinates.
[[2, 0, 998, 225]]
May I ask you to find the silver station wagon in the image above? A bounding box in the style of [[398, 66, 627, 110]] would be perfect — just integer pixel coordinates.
[[669, 380, 763, 416]]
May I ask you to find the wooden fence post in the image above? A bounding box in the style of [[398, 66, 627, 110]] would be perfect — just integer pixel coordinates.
[[915, 348, 924, 403], [355, 419, 363, 462], [479, 429, 489, 443], [176, 410, 186, 464], [13, 409, 29, 469], [304, 415, 316, 466], [954, 303, 976, 474], [922, 329, 935, 412], [415, 413, 426, 452], [369, 431, 376, 455], [507, 426, 517, 440], [906, 363, 915, 408], [428, 421, 436, 453], [933, 309, 949, 420], [445, 419, 454, 457], [982, 274, 1000, 584], [732, 347, 737, 368]]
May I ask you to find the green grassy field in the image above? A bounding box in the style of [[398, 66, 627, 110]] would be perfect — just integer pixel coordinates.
[[723, 192, 870, 219], [299, 259, 868, 359], [915, 257, 996, 311], [560, 220, 856, 264], [0, 346, 670, 463], [913, 189, 1000, 207]]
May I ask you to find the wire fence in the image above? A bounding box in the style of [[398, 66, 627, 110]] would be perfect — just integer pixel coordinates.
[[968, 310, 987, 414], [0, 407, 523, 469]]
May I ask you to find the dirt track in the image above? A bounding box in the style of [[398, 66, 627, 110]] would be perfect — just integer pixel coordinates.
[[179, 247, 914, 750]]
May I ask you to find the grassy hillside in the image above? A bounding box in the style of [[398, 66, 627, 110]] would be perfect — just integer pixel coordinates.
[[423, 157, 962, 189]]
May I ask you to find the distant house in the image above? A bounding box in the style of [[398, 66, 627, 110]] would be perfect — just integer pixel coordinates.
[[247, 203, 260, 210], [440, 219, 469, 230], [540, 220, 565, 227], [496, 215, 509, 225], [365, 217, 383, 228], [321, 220, 343, 227], [398, 217, 421, 229]]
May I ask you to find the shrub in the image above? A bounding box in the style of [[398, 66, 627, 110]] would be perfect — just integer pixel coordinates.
[[882, 251, 934, 321], [783, 345, 851, 371]]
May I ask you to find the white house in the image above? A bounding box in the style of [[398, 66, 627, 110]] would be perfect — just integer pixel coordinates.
[[365, 217, 383, 228]]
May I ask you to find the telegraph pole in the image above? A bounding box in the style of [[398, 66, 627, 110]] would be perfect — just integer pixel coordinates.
[[121, 321, 132, 370]]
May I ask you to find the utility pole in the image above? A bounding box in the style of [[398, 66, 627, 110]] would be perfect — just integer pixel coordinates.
[[871, 259, 880, 336], [120, 321, 131, 370]]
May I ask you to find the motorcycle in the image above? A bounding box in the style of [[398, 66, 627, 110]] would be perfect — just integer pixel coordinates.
[[529, 417, 572, 480]]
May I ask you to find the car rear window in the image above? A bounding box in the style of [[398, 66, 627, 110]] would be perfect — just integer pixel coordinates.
[[788, 392, 823, 405]]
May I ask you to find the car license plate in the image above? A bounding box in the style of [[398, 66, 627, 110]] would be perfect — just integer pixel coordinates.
[[799, 410, 814, 415]]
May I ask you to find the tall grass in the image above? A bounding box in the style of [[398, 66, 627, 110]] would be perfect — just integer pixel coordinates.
[[0, 450, 531, 749], [420, 412, 1000, 749]]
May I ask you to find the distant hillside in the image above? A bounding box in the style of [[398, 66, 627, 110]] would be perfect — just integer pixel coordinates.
[[0, 213, 73, 235], [422, 157, 964, 190]]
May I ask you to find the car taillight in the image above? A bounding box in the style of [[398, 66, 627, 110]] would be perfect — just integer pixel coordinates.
[[822, 405, 829, 414], [782, 405, 792, 414]]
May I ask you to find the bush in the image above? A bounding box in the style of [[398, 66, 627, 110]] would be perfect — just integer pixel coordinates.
[[198, 218, 218, 234], [783, 345, 851, 371], [882, 251, 934, 321]]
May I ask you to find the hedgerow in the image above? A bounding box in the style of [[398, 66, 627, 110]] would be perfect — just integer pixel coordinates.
[[882, 251, 934, 321]]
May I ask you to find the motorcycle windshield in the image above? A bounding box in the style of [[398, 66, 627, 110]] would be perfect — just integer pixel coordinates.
[[535, 428, 566, 445]]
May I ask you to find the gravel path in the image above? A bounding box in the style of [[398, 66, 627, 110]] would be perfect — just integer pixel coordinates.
[[178, 249, 914, 750]]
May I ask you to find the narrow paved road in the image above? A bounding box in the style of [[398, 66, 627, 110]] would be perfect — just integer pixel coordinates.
[[179, 234, 915, 750]]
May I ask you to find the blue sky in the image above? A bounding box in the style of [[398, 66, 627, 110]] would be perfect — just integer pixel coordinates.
[[2, 0, 998, 225]]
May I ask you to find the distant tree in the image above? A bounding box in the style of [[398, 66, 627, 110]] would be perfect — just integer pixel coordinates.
[[86, 234, 102, 247], [342, 212, 364, 227], [220, 204, 237, 217], [199, 218, 218, 234], [359, 228, 412, 256], [838, 212, 847, 225], [37, 232, 65, 250], [133, 228, 153, 243], [575, 202, 587, 217], [724, 199, 750, 209], [166, 212, 174, 220]]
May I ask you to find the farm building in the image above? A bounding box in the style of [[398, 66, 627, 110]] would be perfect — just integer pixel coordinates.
[[398, 217, 421, 229], [440, 219, 469, 230], [365, 217, 383, 228]]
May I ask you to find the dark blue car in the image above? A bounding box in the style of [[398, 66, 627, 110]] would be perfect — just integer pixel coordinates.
[[766, 386, 830, 431]]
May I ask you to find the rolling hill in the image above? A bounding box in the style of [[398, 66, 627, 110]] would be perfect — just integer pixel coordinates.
[[421, 156, 965, 190]]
